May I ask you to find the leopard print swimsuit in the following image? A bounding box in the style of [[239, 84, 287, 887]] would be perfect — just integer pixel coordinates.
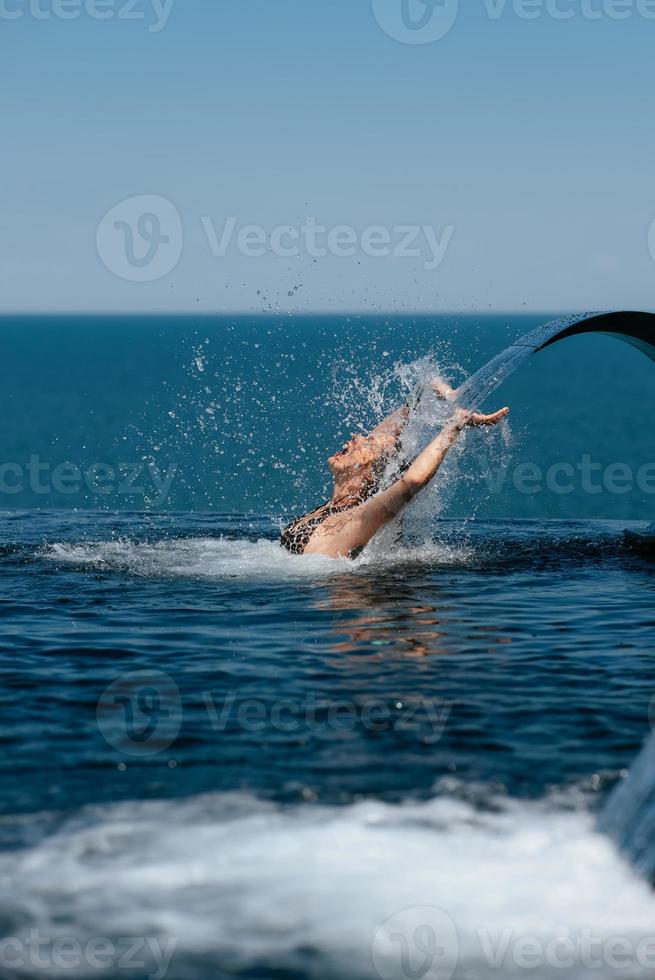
[[281, 500, 360, 556], [281, 454, 412, 558]]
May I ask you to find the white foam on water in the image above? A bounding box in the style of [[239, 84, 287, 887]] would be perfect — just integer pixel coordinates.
[[44, 537, 343, 581], [42, 535, 474, 582], [2, 792, 654, 979]]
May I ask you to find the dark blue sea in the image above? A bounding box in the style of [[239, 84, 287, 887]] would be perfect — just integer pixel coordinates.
[[1, 315, 654, 980]]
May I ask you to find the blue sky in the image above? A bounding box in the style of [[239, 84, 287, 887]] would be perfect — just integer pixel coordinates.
[[2, 0, 655, 312]]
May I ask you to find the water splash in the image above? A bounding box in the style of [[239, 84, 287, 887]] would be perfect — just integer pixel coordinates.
[[43, 533, 473, 581], [128, 311, 655, 533], [45, 537, 343, 581]]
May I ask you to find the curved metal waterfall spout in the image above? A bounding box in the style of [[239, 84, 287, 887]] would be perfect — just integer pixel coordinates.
[[600, 734, 655, 883], [455, 310, 655, 411]]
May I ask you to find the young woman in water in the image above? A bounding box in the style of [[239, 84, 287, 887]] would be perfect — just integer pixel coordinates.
[[281, 381, 509, 559]]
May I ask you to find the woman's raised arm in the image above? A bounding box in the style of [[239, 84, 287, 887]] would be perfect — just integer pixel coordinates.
[[368, 377, 459, 441], [305, 407, 508, 559]]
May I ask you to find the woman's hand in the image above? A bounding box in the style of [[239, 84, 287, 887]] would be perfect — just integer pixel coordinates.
[[455, 407, 509, 428], [431, 378, 458, 401]]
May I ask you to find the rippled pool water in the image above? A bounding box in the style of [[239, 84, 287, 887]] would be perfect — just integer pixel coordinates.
[[2, 314, 655, 979], [1, 511, 655, 978]]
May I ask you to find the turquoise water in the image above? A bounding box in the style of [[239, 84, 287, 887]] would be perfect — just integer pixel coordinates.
[[1, 314, 655, 980]]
